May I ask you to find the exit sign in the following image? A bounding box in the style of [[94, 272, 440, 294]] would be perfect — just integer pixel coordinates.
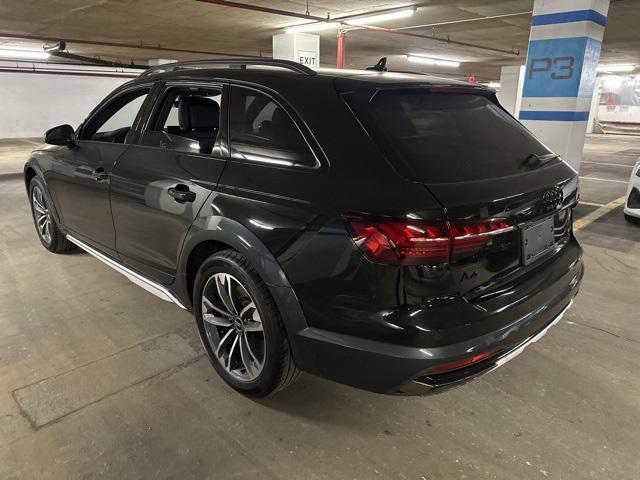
[[298, 50, 317, 68]]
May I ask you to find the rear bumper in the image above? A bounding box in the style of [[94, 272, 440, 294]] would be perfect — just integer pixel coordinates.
[[624, 186, 640, 217], [399, 300, 572, 395], [292, 253, 583, 395]]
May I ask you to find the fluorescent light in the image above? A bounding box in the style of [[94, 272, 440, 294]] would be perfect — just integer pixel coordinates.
[[602, 76, 624, 89], [596, 64, 635, 73], [407, 54, 460, 68], [0, 49, 49, 60], [346, 8, 415, 26], [285, 21, 340, 33], [484, 81, 501, 88]]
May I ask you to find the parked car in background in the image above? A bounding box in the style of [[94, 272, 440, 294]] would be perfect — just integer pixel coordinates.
[[24, 59, 583, 398], [624, 158, 640, 224]]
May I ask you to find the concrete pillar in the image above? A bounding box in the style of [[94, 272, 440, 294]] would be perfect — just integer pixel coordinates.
[[519, 0, 610, 170], [272, 33, 320, 69], [497, 65, 525, 117]]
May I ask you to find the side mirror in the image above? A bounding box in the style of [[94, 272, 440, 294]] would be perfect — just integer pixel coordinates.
[[44, 124, 76, 147]]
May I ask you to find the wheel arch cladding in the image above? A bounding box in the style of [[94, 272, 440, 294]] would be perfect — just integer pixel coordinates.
[[179, 216, 309, 348], [24, 165, 37, 190]]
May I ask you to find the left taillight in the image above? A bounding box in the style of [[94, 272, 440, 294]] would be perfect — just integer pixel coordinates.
[[342, 214, 514, 266]]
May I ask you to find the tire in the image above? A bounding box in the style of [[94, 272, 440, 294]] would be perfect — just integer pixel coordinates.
[[28, 176, 75, 253], [193, 249, 300, 397], [624, 213, 640, 225]]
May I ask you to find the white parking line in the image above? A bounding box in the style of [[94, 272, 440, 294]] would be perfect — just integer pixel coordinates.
[[579, 176, 629, 184], [581, 161, 634, 168]]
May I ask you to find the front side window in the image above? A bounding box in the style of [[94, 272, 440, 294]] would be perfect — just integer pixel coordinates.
[[81, 88, 149, 143], [138, 86, 222, 155], [229, 86, 315, 167]]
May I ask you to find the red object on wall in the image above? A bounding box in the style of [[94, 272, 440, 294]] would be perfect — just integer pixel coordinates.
[[337, 32, 346, 69], [468, 75, 477, 84]]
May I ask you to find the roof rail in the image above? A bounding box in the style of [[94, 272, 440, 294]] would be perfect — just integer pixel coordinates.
[[140, 58, 317, 77]]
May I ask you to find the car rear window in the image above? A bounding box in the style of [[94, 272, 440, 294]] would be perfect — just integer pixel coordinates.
[[345, 89, 556, 183]]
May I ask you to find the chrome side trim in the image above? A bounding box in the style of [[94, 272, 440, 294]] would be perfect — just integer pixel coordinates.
[[402, 299, 574, 395], [491, 299, 572, 369], [66, 235, 186, 310]]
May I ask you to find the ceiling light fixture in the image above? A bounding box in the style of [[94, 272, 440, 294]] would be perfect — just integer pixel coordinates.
[[0, 48, 49, 60], [284, 21, 340, 33], [596, 64, 635, 73], [345, 8, 415, 26], [407, 54, 460, 68]]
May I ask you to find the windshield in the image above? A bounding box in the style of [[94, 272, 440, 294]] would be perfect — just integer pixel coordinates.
[[345, 89, 556, 183]]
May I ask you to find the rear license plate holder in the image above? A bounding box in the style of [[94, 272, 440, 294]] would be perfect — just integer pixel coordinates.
[[521, 215, 555, 266]]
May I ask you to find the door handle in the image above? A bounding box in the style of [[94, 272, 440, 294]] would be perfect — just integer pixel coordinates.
[[168, 185, 196, 203], [92, 166, 109, 182]]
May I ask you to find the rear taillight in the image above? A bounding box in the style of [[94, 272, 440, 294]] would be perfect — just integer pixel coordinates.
[[342, 214, 514, 266], [449, 219, 514, 261]]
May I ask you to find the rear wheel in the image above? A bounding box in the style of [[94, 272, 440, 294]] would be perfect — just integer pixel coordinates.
[[194, 249, 300, 397], [28, 177, 75, 253]]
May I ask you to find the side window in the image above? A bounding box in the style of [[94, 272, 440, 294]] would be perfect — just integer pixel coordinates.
[[138, 86, 222, 155], [229, 86, 316, 167], [81, 89, 149, 143]]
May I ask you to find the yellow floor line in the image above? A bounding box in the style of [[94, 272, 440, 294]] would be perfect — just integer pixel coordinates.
[[574, 195, 628, 231]]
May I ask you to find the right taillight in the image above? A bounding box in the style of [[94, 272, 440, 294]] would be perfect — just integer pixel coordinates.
[[343, 214, 514, 266]]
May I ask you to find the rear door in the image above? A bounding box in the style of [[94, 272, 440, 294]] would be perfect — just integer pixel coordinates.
[[343, 87, 578, 295], [109, 81, 227, 284], [47, 85, 152, 256]]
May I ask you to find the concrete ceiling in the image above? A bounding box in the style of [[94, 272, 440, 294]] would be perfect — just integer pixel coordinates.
[[0, 0, 638, 80]]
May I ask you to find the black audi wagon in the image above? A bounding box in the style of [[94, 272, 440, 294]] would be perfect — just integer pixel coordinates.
[[24, 59, 583, 397]]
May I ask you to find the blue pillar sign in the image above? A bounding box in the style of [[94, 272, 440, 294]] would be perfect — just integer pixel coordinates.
[[519, 0, 610, 170]]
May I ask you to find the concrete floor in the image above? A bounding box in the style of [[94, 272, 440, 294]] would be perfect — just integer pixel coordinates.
[[1, 135, 639, 479]]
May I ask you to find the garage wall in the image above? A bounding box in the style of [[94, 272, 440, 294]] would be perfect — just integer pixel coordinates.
[[0, 63, 138, 138]]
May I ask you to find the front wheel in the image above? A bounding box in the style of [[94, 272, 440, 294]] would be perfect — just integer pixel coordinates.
[[28, 177, 75, 253], [193, 249, 300, 397]]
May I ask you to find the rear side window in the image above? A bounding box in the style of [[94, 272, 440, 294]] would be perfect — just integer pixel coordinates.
[[229, 86, 316, 167], [346, 89, 555, 183]]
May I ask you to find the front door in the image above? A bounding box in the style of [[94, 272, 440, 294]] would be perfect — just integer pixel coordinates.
[[110, 83, 228, 284], [46, 86, 152, 256]]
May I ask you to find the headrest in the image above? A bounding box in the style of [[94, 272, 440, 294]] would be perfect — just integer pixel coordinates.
[[271, 107, 289, 129], [178, 96, 220, 131]]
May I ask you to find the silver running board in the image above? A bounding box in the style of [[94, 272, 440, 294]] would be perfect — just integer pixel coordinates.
[[67, 235, 186, 310]]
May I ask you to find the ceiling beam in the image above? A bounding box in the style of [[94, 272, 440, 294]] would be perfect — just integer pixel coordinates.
[[0, 31, 264, 58], [195, 0, 519, 56]]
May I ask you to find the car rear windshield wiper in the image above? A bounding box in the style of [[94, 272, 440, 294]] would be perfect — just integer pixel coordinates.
[[521, 152, 559, 168]]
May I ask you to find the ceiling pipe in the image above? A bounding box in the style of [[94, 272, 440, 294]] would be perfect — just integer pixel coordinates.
[[49, 51, 148, 69], [0, 31, 264, 58], [393, 11, 532, 31], [0, 66, 138, 79], [355, 24, 519, 56], [336, 31, 346, 69], [195, 0, 519, 57], [196, 0, 327, 21]]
